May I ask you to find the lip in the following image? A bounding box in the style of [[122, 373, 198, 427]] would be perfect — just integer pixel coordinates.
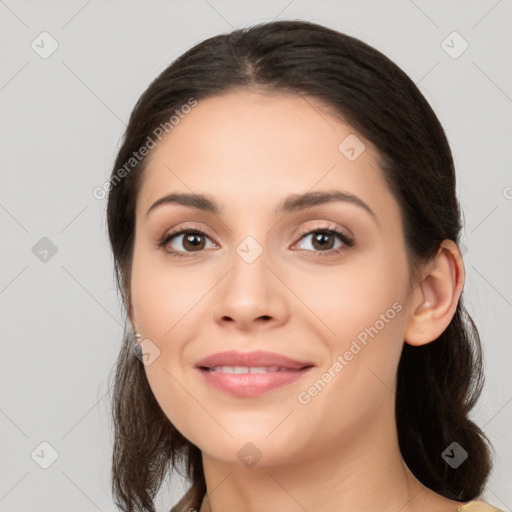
[[195, 350, 315, 397], [195, 350, 313, 370]]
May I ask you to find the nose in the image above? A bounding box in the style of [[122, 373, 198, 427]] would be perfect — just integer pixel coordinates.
[[212, 246, 289, 332]]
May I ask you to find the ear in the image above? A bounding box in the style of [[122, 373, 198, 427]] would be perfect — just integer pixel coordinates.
[[404, 240, 465, 346]]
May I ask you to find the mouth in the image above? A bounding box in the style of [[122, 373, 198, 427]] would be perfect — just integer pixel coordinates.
[[194, 350, 315, 397], [205, 366, 304, 374]]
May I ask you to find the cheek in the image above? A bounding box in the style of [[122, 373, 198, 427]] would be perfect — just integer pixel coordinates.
[[130, 248, 208, 341], [307, 256, 407, 342], [309, 253, 409, 393], [129, 248, 218, 388], [294, 273, 406, 443], [130, 251, 207, 437]]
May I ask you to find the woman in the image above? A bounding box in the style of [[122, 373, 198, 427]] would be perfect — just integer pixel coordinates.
[[106, 20, 503, 512]]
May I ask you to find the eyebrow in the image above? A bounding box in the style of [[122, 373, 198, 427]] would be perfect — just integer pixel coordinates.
[[145, 190, 376, 220]]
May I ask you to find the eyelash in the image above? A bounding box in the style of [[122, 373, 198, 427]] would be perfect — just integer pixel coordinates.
[[157, 224, 355, 259]]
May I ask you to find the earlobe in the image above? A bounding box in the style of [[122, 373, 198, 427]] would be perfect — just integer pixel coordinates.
[[404, 240, 465, 347]]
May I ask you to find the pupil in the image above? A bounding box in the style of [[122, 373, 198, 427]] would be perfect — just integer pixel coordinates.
[[313, 233, 334, 250], [185, 233, 204, 250]]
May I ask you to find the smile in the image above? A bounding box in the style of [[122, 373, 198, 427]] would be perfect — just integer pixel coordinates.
[[194, 350, 315, 397], [208, 366, 298, 374]]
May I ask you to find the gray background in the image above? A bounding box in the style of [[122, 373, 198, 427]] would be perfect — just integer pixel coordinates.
[[1, 0, 511, 510]]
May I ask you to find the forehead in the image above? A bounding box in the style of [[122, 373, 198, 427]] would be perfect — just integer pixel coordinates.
[[136, 90, 397, 221]]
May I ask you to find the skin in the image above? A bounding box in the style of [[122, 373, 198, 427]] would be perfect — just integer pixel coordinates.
[[129, 90, 466, 512]]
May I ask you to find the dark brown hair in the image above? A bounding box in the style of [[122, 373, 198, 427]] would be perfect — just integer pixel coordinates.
[[106, 19, 494, 512]]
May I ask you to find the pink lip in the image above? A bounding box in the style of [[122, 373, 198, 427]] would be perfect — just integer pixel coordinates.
[[195, 350, 314, 397], [195, 350, 313, 369]]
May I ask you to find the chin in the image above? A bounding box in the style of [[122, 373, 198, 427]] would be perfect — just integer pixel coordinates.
[[186, 418, 312, 468]]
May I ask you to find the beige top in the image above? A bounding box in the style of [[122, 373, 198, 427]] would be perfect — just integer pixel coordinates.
[[457, 500, 504, 511]]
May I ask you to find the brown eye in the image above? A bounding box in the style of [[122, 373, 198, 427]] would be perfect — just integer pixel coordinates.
[[159, 229, 217, 257], [294, 228, 354, 256], [181, 232, 206, 251], [310, 232, 336, 251]]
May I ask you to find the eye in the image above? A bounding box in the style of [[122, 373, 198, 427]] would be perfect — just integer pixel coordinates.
[[159, 229, 217, 258], [158, 223, 354, 259], [292, 225, 354, 257]]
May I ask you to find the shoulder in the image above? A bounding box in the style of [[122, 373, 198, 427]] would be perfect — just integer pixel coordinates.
[[456, 500, 504, 512]]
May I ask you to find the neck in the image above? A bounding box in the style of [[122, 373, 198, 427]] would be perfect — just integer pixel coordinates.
[[198, 399, 460, 512]]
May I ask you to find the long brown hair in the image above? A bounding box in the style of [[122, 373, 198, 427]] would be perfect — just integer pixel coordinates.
[[106, 20, 494, 512]]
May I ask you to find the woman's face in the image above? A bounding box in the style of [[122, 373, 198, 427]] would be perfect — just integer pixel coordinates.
[[130, 90, 416, 466]]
